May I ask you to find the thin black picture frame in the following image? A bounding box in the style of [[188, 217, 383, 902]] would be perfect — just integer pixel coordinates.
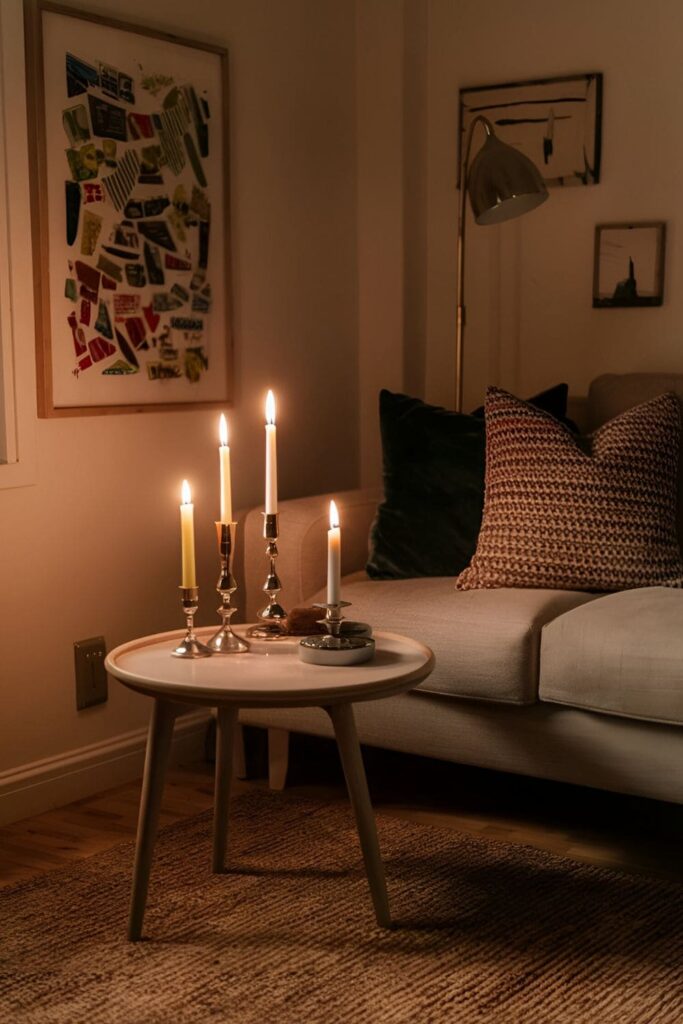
[[458, 72, 603, 189], [593, 222, 666, 309]]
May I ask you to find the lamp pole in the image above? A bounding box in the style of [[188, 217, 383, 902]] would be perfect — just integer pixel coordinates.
[[454, 115, 548, 412], [455, 115, 494, 413]]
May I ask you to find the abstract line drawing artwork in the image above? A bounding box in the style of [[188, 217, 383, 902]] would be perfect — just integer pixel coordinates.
[[459, 74, 602, 189], [593, 223, 666, 309], [26, 1, 231, 416]]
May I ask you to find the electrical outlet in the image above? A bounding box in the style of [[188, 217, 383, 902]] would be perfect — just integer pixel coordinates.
[[74, 636, 108, 710]]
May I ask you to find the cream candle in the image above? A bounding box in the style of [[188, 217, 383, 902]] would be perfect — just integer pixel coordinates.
[[327, 500, 341, 605], [219, 414, 232, 524], [180, 479, 197, 589], [265, 390, 278, 514]]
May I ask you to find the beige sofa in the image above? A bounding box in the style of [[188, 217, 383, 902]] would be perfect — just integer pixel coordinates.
[[239, 374, 683, 804]]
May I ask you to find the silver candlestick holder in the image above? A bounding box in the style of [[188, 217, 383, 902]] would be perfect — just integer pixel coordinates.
[[247, 512, 288, 639], [172, 586, 212, 658], [298, 600, 375, 665], [207, 522, 249, 654]]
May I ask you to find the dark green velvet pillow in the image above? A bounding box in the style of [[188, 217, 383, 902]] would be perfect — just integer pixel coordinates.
[[366, 384, 570, 579]]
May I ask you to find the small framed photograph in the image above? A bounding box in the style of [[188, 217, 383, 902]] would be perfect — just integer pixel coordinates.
[[593, 222, 666, 308], [25, 0, 232, 416]]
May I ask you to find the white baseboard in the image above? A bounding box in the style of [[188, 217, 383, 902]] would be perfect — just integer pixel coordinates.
[[0, 710, 212, 826]]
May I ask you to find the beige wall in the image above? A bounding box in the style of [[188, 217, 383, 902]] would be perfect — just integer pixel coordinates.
[[0, 0, 358, 775], [355, 0, 429, 487], [422, 0, 683, 412], [356, 0, 404, 487]]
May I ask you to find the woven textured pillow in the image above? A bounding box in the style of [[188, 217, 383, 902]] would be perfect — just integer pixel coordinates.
[[456, 387, 683, 592]]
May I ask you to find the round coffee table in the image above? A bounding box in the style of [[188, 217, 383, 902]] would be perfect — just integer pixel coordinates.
[[106, 625, 434, 940]]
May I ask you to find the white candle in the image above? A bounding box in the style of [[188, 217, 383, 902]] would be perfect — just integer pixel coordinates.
[[219, 414, 232, 524], [265, 390, 278, 514], [327, 500, 341, 605], [180, 479, 197, 589]]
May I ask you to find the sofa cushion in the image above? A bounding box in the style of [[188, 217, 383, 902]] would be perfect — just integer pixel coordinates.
[[456, 388, 683, 593], [312, 575, 596, 704], [540, 588, 683, 725]]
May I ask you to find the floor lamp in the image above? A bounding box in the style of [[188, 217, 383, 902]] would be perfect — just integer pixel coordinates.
[[455, 115, 549, 412]]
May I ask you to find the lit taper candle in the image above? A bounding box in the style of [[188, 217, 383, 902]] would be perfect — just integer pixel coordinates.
[[265, 390, 278, 514], [180, 479, 197, 589], [327, 500, 341, 605], [218, 414, 232, 524]]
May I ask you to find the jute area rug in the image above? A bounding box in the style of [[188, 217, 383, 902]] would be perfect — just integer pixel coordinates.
[[2, 790, 683, 1024]]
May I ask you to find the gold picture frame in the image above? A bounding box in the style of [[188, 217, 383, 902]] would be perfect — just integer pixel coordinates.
[[24, 0, 232, 416]]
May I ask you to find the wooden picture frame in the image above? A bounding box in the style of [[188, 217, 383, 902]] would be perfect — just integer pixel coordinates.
[[593, 222, 666, 309], [24, 0, 232, 417], [459, 73, 603, 189]]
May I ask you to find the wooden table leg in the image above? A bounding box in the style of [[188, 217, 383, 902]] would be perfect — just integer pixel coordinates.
[[212, 705, 239, 872], [128, 699, 177, 941], [233, 722, 247, 780], [327, 702, 392, 928], [268, 727, 290, 790]]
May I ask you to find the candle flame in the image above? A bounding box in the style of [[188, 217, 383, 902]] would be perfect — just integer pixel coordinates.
[[181, 479, 192, 505], [219, 413, 228, 446], [265, 389, 276, 425], [329, 500, 340, 529]]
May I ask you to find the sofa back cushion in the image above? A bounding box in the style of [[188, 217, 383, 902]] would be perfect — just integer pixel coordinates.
[[456, 387, 683, 593]]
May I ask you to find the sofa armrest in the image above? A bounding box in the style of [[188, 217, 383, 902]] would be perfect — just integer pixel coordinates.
[[243, 486, 383, 621]]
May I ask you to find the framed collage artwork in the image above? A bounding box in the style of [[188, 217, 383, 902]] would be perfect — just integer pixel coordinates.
[[24, 0, 231, 416]]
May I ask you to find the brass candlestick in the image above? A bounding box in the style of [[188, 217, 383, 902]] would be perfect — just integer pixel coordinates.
[[247, 512, 288, 639], [207, 522, 249, 654], [172, 586, 212, 658]]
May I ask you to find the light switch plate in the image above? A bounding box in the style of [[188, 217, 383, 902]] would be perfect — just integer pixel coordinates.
[[74, 636, 108, 710]]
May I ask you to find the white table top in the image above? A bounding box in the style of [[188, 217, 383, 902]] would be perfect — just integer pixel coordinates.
[[105, 625, 434, 708]]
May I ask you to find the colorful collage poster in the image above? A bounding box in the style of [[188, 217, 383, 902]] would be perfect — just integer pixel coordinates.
[[27, 3, 230, 415]]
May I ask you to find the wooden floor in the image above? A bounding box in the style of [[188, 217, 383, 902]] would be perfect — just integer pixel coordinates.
[[2, 730, 682, 889]]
